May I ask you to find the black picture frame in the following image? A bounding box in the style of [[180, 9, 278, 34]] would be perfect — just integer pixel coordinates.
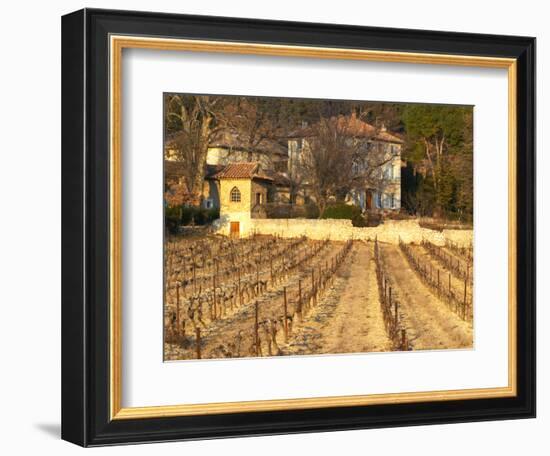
[[62, 8, 536, 447]]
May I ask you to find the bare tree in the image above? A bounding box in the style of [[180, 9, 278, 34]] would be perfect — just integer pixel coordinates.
[[164, 95, 228, 204], [349, 140, 399, 200], [224, 97, 285, 150], [288, 167, 305, 205], [300, 115, 400, 216], [300, 116, 357, 217], [164, 179, 192, 208]]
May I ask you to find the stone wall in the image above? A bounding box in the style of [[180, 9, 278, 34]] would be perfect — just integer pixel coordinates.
[[251, 179, 268, 206], [214, 217, 473, 246]]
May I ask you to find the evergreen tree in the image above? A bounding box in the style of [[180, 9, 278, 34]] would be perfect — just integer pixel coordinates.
[[403, 104, 473, 221]]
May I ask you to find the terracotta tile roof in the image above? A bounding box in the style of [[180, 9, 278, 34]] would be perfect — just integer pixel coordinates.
[[335, 113, 377, 138], [212, 163, 274, 181], [289, 113, 403, 144], [374, 129, 404, 144]]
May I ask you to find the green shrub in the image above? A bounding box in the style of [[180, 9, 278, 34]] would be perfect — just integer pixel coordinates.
[[179, 207, 196, 225], [264, 204, 319, 219], [180, 206, 220, 226], [204, 208, 220, 223], [321, 203, 362, 220], [165, 206, 182, 234], [351, 213, 368, 227], [165, 206, 220, 231], [194, 209, 207, 225]]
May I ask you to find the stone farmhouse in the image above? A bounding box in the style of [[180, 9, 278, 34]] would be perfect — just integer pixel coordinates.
[[165, 114, 404, 236], [287, 113, 403, 211]]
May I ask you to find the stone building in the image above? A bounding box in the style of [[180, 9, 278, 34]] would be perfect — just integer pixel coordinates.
[[287, 113, 404, 211], [206, 130, 288, 172], [211, 163, 273, 237]]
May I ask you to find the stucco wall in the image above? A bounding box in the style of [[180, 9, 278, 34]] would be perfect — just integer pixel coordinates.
[[212, 212, 255, 237], [216, 178, 252, 237], [214, 217, 473, 246], [219, 178, 252, 213]]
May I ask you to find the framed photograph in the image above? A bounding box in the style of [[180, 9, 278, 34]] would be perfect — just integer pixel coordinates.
[[61, 8, 535, 446]]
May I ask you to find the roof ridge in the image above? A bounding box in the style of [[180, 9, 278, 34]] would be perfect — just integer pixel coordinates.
[[213, 162, 272, 180]]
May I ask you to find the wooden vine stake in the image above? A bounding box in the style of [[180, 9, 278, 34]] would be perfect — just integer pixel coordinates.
[[254, 300, 260, 356], [193, 260, 196, 294], [238, 266, 242, 307], [311, 269, 315, 307], [176, 284, 180, 335], [195, 327, 201, 359], [463, 278, 468, 319], [298, 279, 303, 322], [212, 274, 216, 319], [283, 287, 289, 342]]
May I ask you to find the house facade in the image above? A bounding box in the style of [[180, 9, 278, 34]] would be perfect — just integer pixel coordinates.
[[205, 130, 288, 172], [287, 114, 404, 212]]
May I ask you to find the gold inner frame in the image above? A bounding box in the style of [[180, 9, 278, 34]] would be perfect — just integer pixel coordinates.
[[109, 35, 517, 420]]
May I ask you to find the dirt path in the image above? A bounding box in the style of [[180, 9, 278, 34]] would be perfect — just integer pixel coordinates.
[[380, 243, 473, 351], [286, 242, 392, 355]]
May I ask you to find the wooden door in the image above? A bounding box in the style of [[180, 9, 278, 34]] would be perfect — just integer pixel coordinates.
[[230, 221, 240, 238], [365, 190, 373, 210]]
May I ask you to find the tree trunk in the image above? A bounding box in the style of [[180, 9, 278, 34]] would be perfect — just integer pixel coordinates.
[[189, 115, 213, 204], [317, 198, 327, 219]]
